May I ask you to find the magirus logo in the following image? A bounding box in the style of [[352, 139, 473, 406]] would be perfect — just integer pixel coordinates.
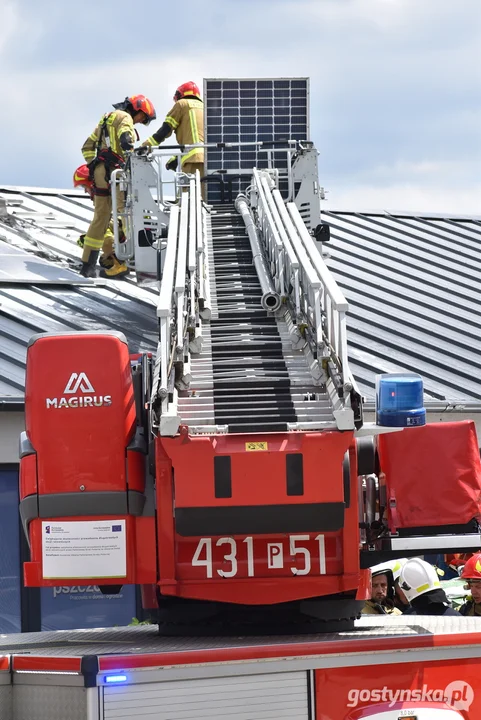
[[45, 373, 112, 409]]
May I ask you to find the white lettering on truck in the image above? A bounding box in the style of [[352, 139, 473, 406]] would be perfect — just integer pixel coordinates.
[[45, 372, 112, 409]]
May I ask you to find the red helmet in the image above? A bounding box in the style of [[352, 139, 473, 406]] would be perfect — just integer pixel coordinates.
[[126, 95, 157, 124], [73, 164, 93, 195], [174, 81, 201, 101], [461, 553, 481, 580]]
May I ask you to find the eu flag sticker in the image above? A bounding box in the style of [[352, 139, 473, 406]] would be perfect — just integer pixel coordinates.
[[112, 525, 122, 532]]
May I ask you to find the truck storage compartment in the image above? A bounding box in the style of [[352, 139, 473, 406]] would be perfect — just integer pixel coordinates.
[[19, 331, 154, 587], [378, 420, 481, 532]]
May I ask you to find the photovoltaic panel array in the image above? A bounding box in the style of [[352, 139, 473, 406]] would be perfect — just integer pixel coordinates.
[[204, 78, 309, 204]]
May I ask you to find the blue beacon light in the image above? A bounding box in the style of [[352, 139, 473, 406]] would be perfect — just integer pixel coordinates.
[[104, 674, 128, 684], [376, 373, 426, 427]]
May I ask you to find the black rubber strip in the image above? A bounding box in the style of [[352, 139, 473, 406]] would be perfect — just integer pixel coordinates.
[[286, 454, 304, 496], [176, 502, 345, 536], [214, 456, 232, 498]]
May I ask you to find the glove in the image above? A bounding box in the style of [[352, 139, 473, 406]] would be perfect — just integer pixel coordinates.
[[166, 156, 178, 171], [135, 145, 150, 157], [118, 220, 126, 244], [77, 234, 85, 248]]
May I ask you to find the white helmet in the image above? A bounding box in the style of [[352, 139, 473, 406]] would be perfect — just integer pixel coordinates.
[[370, 558, 408, 582], [398, 558, 441, 602]]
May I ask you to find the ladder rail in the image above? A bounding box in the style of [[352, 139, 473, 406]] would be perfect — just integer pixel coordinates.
[[154, 171, 209, 434], [251, 171, 359, 428]]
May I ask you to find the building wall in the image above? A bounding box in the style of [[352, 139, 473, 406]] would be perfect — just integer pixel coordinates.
[[0, 413, 24, 463]]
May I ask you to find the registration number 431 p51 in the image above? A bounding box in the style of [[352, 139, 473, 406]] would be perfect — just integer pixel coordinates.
[[190, 534, 328, 579]]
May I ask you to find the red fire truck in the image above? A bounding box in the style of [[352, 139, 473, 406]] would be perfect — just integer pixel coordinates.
[[0, 616, 481, 718], [18, 154, 481, 634], [9, 133, 481, 719]]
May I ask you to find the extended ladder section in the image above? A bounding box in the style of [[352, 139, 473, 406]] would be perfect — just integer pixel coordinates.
[[151, 167, 361, 437]]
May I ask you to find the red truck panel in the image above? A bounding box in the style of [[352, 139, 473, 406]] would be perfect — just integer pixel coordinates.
[[378, 420, 481, 531], [155, 431, 361, 604], [25, 332, 136, 495], [317, 659, 477, 718], [161, 430, 353, 537]]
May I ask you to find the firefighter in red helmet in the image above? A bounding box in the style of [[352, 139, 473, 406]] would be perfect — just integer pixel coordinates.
[[141, 81, 204, 181], [459, 553, 481, 616], [79, 94, 156, 279], [73, 165, 125, 273]]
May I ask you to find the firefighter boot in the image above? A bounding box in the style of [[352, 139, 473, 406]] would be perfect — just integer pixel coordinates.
[[99, 257, 130, 279], [99, 253, 115, 270], [79, 250, 99, 278]]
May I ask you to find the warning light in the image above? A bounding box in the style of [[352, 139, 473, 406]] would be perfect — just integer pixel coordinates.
[[376, 373, 426, 428], [104, 674, 128, 684]]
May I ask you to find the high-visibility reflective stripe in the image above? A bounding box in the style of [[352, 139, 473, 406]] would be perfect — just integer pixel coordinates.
[[189, 108, 199, 143], [165, 115, 179, 129], [83, 235, 104, 250], [89, 132, 98, 141], [181, 147, 202, 164], [105, 112, 125, 155], [83, 152, 96, 160], [416, 580, 440, 594], [146, 136, 159, 147]]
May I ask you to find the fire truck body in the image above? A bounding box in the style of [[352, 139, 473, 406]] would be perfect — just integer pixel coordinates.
[[18, 143, 481, 629], [0, 616, 481, 719]]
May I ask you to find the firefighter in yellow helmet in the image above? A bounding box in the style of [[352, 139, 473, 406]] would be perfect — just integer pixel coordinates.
[[80, 94, 156, 279], [141, 81, 204, 178]]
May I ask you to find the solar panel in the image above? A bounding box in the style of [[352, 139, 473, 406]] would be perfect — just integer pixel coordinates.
[[204, 78, 309, 204], [0, 242, 93, 285]]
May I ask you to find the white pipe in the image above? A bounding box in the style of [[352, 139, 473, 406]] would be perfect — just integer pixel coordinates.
[[235, 194, 281, 312]]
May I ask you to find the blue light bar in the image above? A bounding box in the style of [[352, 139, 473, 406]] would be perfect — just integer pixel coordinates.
[[104, 674, 128, 684], [376, 373, 426, 427]]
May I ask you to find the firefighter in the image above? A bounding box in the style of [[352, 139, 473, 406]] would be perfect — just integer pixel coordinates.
[[73, 165, 124, 273], [141, 81, 204, 179], [390, 558, 414, 613], [459, 553, 481, 616], [398, 558, 459, 616], [80, 94, 156, 279], [362, 562, 402, 615]]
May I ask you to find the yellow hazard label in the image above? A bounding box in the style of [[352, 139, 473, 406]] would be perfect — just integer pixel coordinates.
[[245, 442, 268, 451]]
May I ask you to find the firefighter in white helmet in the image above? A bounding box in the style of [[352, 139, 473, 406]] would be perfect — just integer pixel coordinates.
[[390, 558, 413, 613], [398, 558, 459, 616], [362, 561, 402, 615]]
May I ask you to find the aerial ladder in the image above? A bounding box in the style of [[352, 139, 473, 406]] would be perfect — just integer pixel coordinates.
[[18, 141, 481, 633]]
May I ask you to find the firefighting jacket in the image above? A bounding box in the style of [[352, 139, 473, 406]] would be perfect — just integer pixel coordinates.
[[143, 98, 204, 165], [82, 110, 137, 165], [459, 597, 481, 616], [361, 599, 402, 615]]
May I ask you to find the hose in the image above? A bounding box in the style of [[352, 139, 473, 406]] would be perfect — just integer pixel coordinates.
[[235, 194, 281, 312]]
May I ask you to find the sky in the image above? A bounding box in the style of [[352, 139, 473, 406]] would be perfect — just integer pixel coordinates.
[[0, 0, 480, 213]]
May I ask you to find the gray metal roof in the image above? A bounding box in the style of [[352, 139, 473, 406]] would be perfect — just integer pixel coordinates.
[[322, 209, 481, 408], [0, 184, 480, 409], [0, 186, 158, 405]]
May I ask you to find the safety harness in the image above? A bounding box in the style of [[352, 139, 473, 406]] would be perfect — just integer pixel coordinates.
[[88, 113, 125, 196]]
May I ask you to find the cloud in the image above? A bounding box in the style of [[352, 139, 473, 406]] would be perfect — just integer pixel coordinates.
[[0, 1, 18, 53], [0, 0, 479, 214]]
